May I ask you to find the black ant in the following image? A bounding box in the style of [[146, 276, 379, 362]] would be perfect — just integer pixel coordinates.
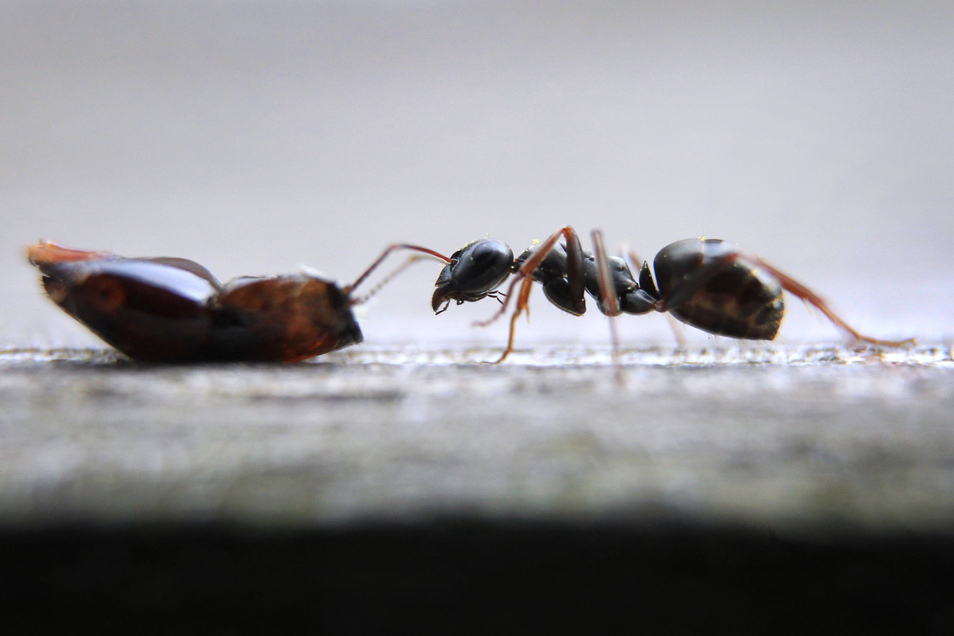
[[432, 226, 914, 362], [28, 240, 451, 362]]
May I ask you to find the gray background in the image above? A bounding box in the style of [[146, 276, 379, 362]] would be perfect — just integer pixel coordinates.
[[3, 0, 952, 350]]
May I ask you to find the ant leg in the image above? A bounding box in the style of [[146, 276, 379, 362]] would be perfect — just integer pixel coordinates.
[[591, 230, 623, 377], [560, 227, 587, 315], [624, 247, 686, 347], [474, 226, 586, 328], [344, 243, 451, 298], [476, 226, 586, 363], [591, 230, 620, 317], [747, 258, 916, 347], [488, 274, 536, 363], [660, 247, 914, 347]]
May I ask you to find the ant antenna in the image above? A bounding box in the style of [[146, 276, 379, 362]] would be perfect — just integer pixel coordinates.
[[344, 243, 451, 305], [352, 254, 428, 306]]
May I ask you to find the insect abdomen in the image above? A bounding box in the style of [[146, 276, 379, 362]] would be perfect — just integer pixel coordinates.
[[656, 238, 785, 340]]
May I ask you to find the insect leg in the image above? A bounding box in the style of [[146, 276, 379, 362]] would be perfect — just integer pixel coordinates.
[[477, 226, 585, 363], [746, 258, 915, 347], [624, 247, 686, 347], [591, 230, 624, 381], [487, 274, 536, 364]]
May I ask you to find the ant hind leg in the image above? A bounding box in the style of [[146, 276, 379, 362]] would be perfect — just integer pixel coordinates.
[[750, 258, 916, 347]]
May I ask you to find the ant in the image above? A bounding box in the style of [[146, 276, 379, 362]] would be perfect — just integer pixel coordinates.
[[27, 240, 450, 362], [432, 226, 914, 363]]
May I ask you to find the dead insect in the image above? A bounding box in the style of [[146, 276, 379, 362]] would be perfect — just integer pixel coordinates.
[[28, 240, 450, 362], [432, 226, 914, 362]]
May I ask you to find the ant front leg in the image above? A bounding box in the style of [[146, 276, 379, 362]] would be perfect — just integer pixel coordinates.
[[478, 226, 586, 363]]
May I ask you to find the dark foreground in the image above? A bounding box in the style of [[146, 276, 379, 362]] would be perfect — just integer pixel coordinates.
[[2, 520, 954, 633]]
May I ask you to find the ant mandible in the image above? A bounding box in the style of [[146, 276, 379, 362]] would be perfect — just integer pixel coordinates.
[[431, 226, 913, 362], [28, 240, 451, 362]]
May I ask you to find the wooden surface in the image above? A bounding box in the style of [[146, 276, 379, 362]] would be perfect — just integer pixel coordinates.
[[2, 344, 952, 532]]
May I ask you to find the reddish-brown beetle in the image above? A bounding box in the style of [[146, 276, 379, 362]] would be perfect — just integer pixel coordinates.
[[432, 226, 914, 362], [28, 240, 450, 362]]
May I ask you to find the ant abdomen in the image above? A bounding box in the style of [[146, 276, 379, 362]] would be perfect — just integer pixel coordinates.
[[654, 238, 785, 340]]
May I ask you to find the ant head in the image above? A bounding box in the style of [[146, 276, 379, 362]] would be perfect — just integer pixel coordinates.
[[431, 239, 514, 312]]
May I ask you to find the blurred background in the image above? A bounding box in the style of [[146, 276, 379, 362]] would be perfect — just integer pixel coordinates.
[[2, 0, 952, 349]]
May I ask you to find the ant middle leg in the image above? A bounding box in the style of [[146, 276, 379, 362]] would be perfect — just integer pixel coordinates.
[[621, 246, 686, 347], [590, 229, 623, 370]]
